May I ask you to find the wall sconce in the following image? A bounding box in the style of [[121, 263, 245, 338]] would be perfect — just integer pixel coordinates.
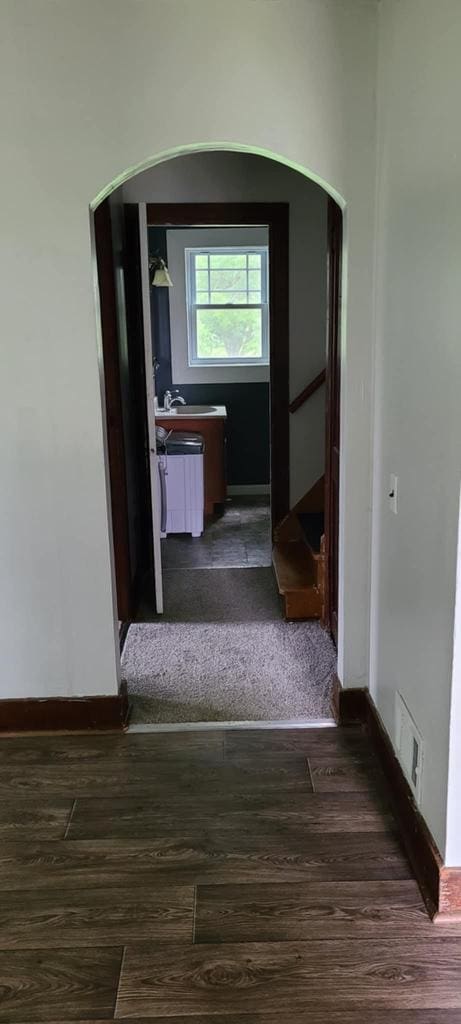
[[149, 255, 173, 288]]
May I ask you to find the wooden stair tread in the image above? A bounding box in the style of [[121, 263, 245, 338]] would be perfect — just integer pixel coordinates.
[[272, 541, 316, 594], [297, 511, 324, 555], [272, 479, 325, 621], [272, 540, 323, 620]]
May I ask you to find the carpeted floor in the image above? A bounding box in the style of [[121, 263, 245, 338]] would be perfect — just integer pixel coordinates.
[[136, 567, 284, 624], [123, 567, 336, 724]]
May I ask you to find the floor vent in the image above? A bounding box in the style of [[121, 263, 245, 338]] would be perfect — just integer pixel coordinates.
[[395, 692, 424, 804]]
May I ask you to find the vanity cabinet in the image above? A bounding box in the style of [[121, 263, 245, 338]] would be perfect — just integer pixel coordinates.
[[155, 414, 227, 516]]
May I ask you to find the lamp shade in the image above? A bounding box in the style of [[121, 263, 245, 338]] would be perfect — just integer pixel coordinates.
[[152, 263, 173, 287]]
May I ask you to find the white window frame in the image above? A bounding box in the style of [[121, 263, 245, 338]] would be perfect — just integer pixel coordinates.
[[185, 246, 269, 368]]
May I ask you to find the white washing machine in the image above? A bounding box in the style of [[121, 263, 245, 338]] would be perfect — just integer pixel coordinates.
[[157, 430, 205, 538]]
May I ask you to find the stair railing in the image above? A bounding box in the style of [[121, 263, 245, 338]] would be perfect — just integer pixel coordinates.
[[289, 368, 326, 414]]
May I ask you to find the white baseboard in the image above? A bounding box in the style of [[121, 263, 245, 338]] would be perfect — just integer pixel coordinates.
[[227, 484, 270, 496]]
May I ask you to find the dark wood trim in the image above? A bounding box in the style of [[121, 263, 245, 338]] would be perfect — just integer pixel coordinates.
[[289, 369, 326, 414], [0, 685, 129, 733], [146, 202, 287, 228], [119, 621, 130, 655], [337, 686, 368, 726], [324, 200, 342, 642], [94, 200, 133, 620], [123, 205, 156, 596], [330, 673, 341, 722], [146, 203, 290, 529], [337, 684, 446, 918]]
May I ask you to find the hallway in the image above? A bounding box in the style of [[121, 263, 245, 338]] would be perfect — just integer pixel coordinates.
[[0, 724, 460, 1019]]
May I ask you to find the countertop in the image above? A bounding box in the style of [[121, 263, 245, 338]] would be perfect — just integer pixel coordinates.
[[155, 404, 227, 420]]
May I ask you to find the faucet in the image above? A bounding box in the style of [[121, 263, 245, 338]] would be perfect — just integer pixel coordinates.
[[164, 389, 186, 410]]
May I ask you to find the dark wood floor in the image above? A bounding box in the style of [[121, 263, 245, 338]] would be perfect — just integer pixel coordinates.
[[0, 724, 460, 1021]]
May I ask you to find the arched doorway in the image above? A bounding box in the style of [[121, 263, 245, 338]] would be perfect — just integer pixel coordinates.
[[92, 146, 344, 725]]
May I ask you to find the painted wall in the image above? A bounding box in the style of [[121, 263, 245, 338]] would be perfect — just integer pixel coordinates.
[[123, 151, 328, 505], [1, 0, 378, 698], [369, 0, 461, 858]]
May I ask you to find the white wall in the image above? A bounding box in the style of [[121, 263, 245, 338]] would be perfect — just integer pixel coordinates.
[[1, 0, 378, 699], [122, 151, 328, 504], [370, 0, 461, 858]]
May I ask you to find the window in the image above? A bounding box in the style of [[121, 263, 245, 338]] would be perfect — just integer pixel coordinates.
[[185, 246, 269, 366]]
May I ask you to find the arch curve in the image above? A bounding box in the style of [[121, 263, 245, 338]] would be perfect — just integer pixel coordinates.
[[90, 141, 346, 211]]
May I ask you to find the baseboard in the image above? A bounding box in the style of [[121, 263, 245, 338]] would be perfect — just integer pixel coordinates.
[[227, 485, 270, 496], [438, 868, 461, 916], [338, 685, 369, 725], [330, 674, 343, 722], [0, 682, 130, 733], [336, 682, 461, 918]]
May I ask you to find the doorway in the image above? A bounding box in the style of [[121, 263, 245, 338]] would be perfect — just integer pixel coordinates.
[[95, 152, 341, 726], [143, 203, 288, 626]]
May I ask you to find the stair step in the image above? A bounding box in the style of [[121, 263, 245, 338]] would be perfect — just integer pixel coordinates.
[[297, 511, 324, 555], [273, 540, 315, 591], [272, 541, 323, 621]]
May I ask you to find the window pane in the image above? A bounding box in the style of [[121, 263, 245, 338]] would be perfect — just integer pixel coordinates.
[[195, 254, 208, 269], [209, 253, 246, 269], [249, 292, 261, 303], [196, 308, 262, 359], [209, 291, 248, 305], [210, 269, 247, 293], [195, 270, 209, 292], [248, 269, 261, 291], [248, 253, 261, 268]]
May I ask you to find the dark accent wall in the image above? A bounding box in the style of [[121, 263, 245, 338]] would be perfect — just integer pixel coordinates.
[[149, 228, 172, 398], [148, 227, 270, 487], [176, 382, 270, 487]]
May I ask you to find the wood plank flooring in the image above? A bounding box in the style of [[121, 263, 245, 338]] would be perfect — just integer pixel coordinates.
[[0, 725, 459, 1021]]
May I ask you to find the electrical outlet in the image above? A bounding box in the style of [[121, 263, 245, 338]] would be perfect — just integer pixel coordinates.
[[389, 474, 398, 514], [395, 693, 423, 804]]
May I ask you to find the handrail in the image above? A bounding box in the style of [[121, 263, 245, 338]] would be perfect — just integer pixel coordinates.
[[289, 369, 326, 414]]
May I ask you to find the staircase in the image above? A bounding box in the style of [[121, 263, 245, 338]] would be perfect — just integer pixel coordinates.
[[272, 477, 325, 620]]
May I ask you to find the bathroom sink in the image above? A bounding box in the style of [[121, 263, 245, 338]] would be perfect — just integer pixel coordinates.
[[155, 404, 227, 419], [174, 405, 217, 415]]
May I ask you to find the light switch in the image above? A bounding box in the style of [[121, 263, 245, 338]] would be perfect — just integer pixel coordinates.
[[389, 474, 398, 514]]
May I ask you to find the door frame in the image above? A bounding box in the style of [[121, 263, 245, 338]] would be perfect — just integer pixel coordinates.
[[138, 203, 164, 613], [145, 202, 290, 530], [324, 198, 342, 641], [94, 200, 133, 620]]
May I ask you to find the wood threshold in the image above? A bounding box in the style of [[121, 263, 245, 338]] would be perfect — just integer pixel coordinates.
[[129, 719, 336, 733]]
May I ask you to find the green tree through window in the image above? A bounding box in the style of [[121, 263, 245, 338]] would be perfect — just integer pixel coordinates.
[[185, 247, 269, 366]]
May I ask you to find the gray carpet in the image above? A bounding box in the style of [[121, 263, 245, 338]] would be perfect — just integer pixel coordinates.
[[123, 568, 336, 724], [137, 567, 284, 623]]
